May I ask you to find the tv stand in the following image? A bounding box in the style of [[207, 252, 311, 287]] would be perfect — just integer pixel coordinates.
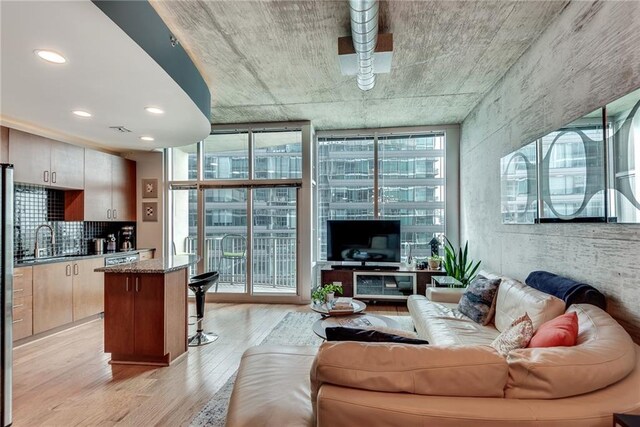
[[321, 266, 446, 300]]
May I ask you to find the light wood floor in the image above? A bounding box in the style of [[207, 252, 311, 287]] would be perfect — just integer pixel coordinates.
[[12, 302, 409, 426]]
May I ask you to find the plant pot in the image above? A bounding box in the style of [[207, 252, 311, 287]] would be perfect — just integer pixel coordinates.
[[325, 292, 335, 302], [428, 259, 441, 270]]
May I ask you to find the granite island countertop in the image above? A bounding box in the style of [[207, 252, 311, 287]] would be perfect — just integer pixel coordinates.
[[95, 254, 199, 274]]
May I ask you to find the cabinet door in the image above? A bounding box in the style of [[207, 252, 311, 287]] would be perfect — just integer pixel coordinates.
[[84, 149, 113, 221], [133, 274, 165, 356], [111, 156, 136, 221], [8, 129, 51, 185], [104, 274, 135, 354], [13, 267, 33, 341], [50, 140, 84, 189], [72, 258, 105, 320], [33, 263, 74, 334]]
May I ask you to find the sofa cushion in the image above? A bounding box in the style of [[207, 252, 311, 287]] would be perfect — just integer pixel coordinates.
[[491, 313, 534, 357], [505, 304, 637, 399], [408, 295, 499, 346], [226, 345, 316, 427], [489, 272, 565, 332], [457, 275, 501, 325], [311, 341, 508, 399], [528, 311, 579, 348]]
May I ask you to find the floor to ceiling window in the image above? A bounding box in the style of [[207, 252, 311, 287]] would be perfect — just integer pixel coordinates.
[[167, 124, 309, 299], [317, 130, 448, 262]]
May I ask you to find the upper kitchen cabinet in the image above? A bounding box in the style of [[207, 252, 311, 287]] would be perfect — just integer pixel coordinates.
[[84, 150, 136, 221], [8, 129, 84, 189]]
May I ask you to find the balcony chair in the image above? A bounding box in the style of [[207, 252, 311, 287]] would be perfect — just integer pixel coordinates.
[[187, 271, 220, 346], [220, 234, 247, 289]]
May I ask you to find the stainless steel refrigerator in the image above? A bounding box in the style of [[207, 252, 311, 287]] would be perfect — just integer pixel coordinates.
[[1, 164, 13, 427]]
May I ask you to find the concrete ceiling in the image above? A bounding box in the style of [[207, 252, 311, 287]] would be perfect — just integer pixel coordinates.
[[150, 0, 568, 130]]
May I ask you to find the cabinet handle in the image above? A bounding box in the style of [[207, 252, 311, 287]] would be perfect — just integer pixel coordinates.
[[52, 171, 57, 183], [14, 273, 24, 278], [73, 264, 79, 275], [113, 209, 117, 219], [12, 318, 23, 324], [125, 277, 130, 292], [107, 209, 111, 219], [14, 288, 24, 293], [43, 171, 49, 183], [135, 277, 140, 292], [66, 265, 72, 276], [12, 303, 24, 309]]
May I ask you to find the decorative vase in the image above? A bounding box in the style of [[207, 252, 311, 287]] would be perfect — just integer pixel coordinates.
[[325, 292, 335, 303]]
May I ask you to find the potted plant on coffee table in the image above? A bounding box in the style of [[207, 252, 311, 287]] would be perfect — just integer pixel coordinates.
[[311, 283, 344, 305]]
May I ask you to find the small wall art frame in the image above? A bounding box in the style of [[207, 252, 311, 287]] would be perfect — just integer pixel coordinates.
[[143, 201, 158, 222], [142, 178, 158, 199]]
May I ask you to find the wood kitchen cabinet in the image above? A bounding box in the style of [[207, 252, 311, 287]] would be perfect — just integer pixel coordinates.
[[33, 263, 74, 334], [110, 155, 136, 221], [84, 149, 135, 221], [72, 258, 105, 321], [13, 266, 33, 341], [104, 270, 187, 366], [8, 129, 84, 189]]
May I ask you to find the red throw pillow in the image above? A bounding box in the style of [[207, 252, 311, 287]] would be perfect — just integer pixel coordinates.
[[528, 312, 579, 348]]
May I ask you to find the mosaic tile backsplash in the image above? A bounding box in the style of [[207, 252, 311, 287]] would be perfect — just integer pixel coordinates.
[[14, 184, 135, 260]]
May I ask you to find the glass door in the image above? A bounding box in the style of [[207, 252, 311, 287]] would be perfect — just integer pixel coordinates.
[[203, 188, 248, 293], [252, 187, 297, 294]]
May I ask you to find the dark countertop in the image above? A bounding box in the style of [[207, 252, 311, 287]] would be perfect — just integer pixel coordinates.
[[95, 254, 199, 274], [14, 248, 156, 268]]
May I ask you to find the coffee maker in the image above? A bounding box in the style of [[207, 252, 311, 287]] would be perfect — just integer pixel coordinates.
[[120, 226, 135, 251]]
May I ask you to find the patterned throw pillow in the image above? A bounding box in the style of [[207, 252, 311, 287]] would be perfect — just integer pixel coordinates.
[[457, 275, 501, 325], [491, 313, 534, 357]]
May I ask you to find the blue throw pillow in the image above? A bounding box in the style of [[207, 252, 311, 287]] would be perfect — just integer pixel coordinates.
[[457, 275, 501, 325]]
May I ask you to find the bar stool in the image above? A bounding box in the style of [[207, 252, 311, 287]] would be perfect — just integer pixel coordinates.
[[188, 271, 220, 347]]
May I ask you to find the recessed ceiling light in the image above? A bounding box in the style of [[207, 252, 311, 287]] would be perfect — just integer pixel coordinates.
[[145, 107, 164, 115], [72, 110, 92, 118], [34, 49, 66, 64], [140, 136, 155, 141]]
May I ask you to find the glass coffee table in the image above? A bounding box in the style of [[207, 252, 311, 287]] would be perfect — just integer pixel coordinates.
[[310, 299, 367, 317], [312, 313, 401, 340]]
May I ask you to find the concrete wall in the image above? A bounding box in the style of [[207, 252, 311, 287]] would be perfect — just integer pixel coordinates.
[[460, 1, 640, 340], [125, 151, 165, 256]]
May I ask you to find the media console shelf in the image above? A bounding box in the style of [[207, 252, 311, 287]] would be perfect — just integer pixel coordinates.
[[321, 267, 446, 301]]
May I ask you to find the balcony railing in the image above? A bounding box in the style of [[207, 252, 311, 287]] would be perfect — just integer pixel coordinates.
[[184, 235, 296, 291]]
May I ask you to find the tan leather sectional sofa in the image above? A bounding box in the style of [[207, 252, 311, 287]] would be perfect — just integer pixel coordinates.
[[226, 271, 640, 427]]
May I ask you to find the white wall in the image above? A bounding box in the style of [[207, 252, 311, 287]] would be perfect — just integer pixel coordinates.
[[125, 151, 165, 256], [460, 1, 640, 340]]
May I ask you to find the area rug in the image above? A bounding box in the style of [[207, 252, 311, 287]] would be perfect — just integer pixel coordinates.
[[190, 311, 414, 426]]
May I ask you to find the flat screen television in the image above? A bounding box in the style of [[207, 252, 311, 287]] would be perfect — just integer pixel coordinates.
[[327, 220, 401, 265]]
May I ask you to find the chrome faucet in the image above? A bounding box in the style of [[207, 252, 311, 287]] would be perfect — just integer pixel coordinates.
[[34, 224, 55, 258]]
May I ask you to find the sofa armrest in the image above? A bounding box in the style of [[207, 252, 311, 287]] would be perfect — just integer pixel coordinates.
[[310, 341, 507, 405], [426, 287, 465, 303]]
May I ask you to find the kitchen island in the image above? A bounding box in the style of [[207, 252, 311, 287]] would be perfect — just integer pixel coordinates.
[[95, 255, 198, 366]]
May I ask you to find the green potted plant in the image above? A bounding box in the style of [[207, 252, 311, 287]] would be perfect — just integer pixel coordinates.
[[427, 254, 443, 270], [443, 238, 481, 286], [311, 283, 344, 304]]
